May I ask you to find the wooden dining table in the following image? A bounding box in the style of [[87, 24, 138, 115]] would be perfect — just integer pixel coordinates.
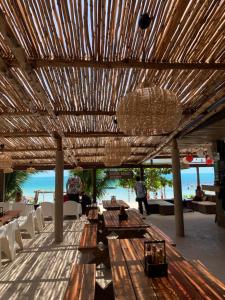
[[103, 209, 149, 234], [102, 200, 130, 210], [0, 210, 20, 225], [108, 238, 225, 300]]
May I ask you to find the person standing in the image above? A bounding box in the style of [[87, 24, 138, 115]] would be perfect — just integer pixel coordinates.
[[134, 176, 150, 215], [66, 175, 83, 202]]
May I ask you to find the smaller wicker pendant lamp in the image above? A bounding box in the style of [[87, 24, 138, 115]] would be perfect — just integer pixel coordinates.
[[116, 85, 181, 136]]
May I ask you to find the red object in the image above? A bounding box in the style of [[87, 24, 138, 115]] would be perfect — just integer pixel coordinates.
[[63, 194, 69, 202], [186, 153, 193, 163], [206, 156, 214, 165]]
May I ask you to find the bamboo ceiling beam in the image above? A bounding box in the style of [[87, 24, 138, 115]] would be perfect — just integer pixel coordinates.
[[3, 145, 157, 152], [0, 9, 63, 138], [0, 110, 116, 117], [6, 58, 225, 71], [0, 131, 167, 138], [13, 163, 208, 170]]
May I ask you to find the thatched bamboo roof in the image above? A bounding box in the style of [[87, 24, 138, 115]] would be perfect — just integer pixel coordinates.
[[0, 0, 225, 169]]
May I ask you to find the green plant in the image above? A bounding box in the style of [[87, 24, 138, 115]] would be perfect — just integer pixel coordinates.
[[119, 168, 172, 192], [4, 171, 30, 201], [69, 169, 111, 198]]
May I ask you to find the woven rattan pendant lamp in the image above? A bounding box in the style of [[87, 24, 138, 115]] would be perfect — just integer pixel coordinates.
[[116, 86, 181, 136], [105, 139, 131, 160]]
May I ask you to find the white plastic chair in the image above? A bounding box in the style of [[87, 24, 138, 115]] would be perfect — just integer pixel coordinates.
[[41, 202, 54, 220], [17, 211, 35, 238], [0, 222, 17, 261], [0, 202, 11, 212], [34, 206, 45, 233], [63, 201, 82, 218]]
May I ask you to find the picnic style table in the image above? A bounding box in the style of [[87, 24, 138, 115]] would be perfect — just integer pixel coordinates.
[[108, 238, 225, 300], [0, 210, 20, 225], [102, 200, 130, 210], [103, 209, 148, 240]]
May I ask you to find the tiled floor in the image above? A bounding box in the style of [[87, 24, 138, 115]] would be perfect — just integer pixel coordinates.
[[0, 220, 83, 300], [145, 212, 225, 284]]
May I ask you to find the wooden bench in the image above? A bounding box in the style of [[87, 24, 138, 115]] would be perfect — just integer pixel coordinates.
[[146, 224, 176, 246], [64, 264, 96, 300], [79, 224, 97, 250], [87, 208, 99, 223]]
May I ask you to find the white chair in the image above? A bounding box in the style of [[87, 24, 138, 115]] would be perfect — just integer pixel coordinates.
[[11, 219, 23, 250], [63, 201, 82, 218], [0, 202, 11, 212], [17, 211, 35, 238], [41, 202, 54, 220], [0, 222, 17, 261], [34, 206, 45, 233]]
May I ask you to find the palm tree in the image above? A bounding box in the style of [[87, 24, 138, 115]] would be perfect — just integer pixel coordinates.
[[69, 169, 111, 199], [4, 171, 30, 201]]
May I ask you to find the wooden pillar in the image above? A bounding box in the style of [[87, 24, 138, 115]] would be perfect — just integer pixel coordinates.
[[171, 138, 184, 237], [0, 171, 5, 202], [55, 137, 64, 243], [140, 166, 144, 181], [92, 168, 97, 203], [196, 166, 200, 187]]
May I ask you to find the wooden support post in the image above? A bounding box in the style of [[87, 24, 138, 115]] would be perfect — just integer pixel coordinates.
[[196, 166, 200, 187], [172, 138, 184, 237], [55, 137, 64, 243], [92, 169, 97, 203], [0, 171, 5, 202], [140, 166, 144, 181]]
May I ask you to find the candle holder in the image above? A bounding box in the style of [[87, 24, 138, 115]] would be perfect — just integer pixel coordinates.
[[118, 205, 128, 221], [144, 240, 168, 277]]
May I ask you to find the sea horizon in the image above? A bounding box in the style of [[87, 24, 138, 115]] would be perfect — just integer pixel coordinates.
[[21, 167, 215, 203]]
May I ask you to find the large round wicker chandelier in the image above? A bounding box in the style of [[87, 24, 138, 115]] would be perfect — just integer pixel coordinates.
[[116, 86, 181, 135], [103, 157, 123, 167], [105, 139, 131, 160]]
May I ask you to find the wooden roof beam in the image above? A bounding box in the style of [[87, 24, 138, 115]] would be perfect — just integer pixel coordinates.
[[7, 58, 225, 71], [3, 145, 157, 152], [0, 131, 167, 138], [0, 110, 116, 117]]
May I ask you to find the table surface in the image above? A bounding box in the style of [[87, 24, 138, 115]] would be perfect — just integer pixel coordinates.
[[108, 238, 225, 300], [102, 200, 130, 209], [0, 210, 20, 225], [103, 209, 148, 230]]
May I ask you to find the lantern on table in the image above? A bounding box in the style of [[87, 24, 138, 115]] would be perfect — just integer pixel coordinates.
[[144, 240, 168, 277]]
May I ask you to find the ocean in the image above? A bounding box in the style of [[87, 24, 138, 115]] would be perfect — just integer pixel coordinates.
[[21, 167, 215, 204]]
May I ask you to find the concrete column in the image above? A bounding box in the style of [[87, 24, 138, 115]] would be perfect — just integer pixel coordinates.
[[196, 166, 200, 187], [140, 166, 144, 181], [92, 169, 97, 203], [0, 171, 5, 202], [55, 137, 64, 243], [171, 138, 184, 237]]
